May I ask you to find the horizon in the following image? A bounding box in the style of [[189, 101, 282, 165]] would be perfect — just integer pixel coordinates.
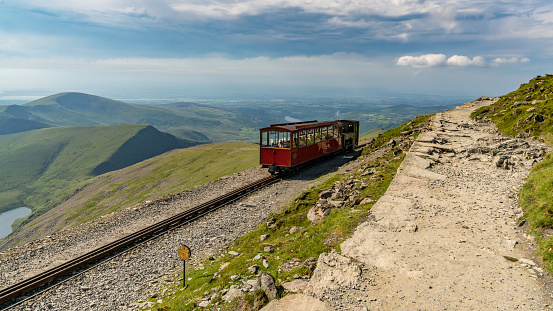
[[1, 1, 552, 98]]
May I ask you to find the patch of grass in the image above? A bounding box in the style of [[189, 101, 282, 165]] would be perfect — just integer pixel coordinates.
[[146, 116, 431, 310], [519, 152, 553, 272]]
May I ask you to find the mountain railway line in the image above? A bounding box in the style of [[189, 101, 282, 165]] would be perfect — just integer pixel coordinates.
[[0, 174, 282, 309], [0, 134, 366, 310]]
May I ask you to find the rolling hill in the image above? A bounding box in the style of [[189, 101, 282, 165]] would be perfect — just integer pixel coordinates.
[[0, 92, 258, 142], [0, 124, 198, 221]]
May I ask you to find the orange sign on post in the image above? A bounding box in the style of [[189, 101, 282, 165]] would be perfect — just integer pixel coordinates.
[[178, 245, 191, 288]]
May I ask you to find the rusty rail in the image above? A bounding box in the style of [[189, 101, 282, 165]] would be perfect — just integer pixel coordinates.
[[0, 175, 281, 306]]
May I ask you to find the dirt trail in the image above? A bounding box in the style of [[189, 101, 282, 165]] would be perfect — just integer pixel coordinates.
[[264, 99, 553, 310]]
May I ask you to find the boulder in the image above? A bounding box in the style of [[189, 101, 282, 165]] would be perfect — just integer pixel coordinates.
[[258, 272, 279, 300], [307, 204, 331, 223], [304, 253, 363, 297], [318, 189, 333, 199], [222, 288, 244, 302]]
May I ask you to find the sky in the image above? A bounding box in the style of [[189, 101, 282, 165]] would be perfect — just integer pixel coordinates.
[[1, 0, 552, 99]]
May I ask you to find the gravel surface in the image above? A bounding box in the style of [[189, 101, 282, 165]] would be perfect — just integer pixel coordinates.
[[1, 150, 357, 310]]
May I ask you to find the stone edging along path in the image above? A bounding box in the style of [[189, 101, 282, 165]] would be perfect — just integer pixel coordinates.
[[263, 99, 553, 311]]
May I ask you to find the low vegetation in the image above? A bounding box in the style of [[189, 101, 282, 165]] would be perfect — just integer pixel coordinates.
[[144, 115, 432, 310], [0, 124, 197, 229], [472, 74, 553, 272]]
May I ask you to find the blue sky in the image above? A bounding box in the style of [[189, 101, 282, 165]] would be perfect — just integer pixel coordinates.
[[1, 0, 552, 99]]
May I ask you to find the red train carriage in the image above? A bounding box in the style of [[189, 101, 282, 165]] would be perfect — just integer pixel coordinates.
[[259, 120, 345, 174]]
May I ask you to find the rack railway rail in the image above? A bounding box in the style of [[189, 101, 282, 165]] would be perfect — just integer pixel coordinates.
[[0, 174, 282, 308]]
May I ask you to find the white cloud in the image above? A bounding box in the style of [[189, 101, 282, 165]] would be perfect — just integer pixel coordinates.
[[446, 55, 486, 67], [492, 57, 530, 64], [170, 0, 439, 18], [396, 54, 487, 67], [396, 54, 447, 67]]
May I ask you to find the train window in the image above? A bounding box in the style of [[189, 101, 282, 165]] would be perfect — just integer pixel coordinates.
[[279, 132, 290, 148], [261, 131, 275, 147], [299, 130, 307, 147], [261, 131, 291, 148], [307, 129, 315, 145], [322, 126, 330, 140]]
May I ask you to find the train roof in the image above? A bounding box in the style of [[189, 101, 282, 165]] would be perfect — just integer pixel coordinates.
[[259, 120, 341, 132]]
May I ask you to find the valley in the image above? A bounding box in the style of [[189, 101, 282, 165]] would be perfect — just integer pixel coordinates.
[[0, 91, 456, 244]]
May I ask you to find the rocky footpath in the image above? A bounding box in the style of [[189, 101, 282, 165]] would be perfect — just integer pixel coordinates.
[[0, 149, 356, 310], [264, 98, 553, 310]]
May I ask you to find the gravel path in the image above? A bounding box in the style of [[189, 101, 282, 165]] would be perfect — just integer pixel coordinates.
[[268, 99, 553, 310], [1, 150, 356, 310]]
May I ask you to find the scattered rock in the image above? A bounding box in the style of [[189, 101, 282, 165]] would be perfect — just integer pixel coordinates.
[[303, 257, 317, 271], [289, 226, 302, 234], [219, 262, 230, 271], [260, 234, 270, 241], [249, 264, 259, 274], [228, 251, 240, 256]]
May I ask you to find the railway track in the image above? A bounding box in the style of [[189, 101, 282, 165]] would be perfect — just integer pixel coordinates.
[[0, 174, 281, 308]]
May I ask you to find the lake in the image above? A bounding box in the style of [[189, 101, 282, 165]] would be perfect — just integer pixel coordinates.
[[0, 207, 31, 239]]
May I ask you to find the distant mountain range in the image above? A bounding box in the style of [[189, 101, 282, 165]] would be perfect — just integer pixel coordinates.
[[0, 92, 259, 142]]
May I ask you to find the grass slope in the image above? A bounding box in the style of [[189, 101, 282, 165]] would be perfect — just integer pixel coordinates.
[[0, 142, 259, 248], [471, 74, 553, 272], [61, 142, 259, 228], [0, 124, 195, 220], [9, 92, 258, 142]]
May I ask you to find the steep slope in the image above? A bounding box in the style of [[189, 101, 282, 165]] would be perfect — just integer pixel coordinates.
[[14, 92, 255, 142], [0, 142, 259, 248], [0, 124, 196, 218]]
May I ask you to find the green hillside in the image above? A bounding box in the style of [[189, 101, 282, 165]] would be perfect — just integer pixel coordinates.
[[0, 92, 258, 142], [0, 118, 52, 135], [472, 74, 553, 272], [472, 74, 553, 142], [0, 142, 259, 248], [0, 124, 196, 219]]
